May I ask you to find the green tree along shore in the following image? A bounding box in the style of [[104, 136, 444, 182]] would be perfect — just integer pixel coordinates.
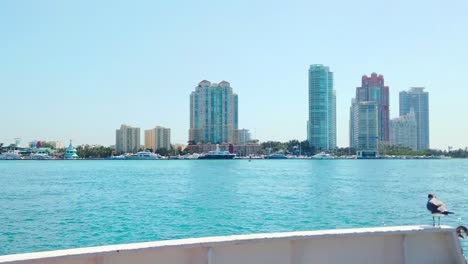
[[76, 146, 113, 159]]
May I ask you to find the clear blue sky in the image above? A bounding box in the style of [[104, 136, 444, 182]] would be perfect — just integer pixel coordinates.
[[1, 0, 467, 149]]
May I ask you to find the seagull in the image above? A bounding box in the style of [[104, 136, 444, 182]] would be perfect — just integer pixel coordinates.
[[426, 193, 454, 226]]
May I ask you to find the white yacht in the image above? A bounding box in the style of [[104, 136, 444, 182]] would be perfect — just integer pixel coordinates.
[[30, 150, 51, 160], [265, 153, 288, 159], [108, 154, 127, 160], [0, 150, 22, 160], [198, 145, 236, 159], [311, 152, 335, 159], [126, 151, 161, 160]]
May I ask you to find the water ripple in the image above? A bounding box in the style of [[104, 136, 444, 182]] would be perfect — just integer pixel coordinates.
[[0, 159, 467, 258]]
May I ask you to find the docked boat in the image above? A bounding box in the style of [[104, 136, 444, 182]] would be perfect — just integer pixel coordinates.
[[30, 150, 51, 160], [265, 153, 288, 159], [126, 151, 161, 160], [311, 152, 335, 160], [0, 150, 22, 160], [108, 154, 127, 160], [198, 145, 236, 159]]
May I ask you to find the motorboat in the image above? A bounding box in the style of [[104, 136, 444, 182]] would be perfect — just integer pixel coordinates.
[[265, 153, 288, 159], [108, 154, 127, 160], [311, 152, 335, 160]]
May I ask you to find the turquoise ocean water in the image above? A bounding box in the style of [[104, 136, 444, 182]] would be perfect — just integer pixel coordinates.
[[0, 159, 467, 257]]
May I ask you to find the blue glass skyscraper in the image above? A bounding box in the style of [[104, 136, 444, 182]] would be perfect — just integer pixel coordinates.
[[307, 65, 336, 151]]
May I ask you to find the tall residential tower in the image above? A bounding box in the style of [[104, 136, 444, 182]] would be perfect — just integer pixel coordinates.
[[356, 73, 390, 143], [307, 65, 336, 152], [350, 73, 389, 150], [116, 124, 140, 154], [399, 87, 429, 150], [390, 111, 417, 150], [350, 101, 379, 150], [189, 80, 238, 144], [144, 126, 171, 151]]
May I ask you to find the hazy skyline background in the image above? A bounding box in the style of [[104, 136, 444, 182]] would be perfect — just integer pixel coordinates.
[[1, 0, 467, 149]]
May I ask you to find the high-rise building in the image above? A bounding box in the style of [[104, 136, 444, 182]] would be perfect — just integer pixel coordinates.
[[116, 124, 140, 154], [353, 101, 379, 150], [144, 126, 171, 151], [390, 111, 417, 150], [349, 99, 357, 149], [189, 80, 238, 144], [355, 73, 390, 143], [232, 128, 251, 145], [399, 87, 429, 150], [307, 64, 336, 151]]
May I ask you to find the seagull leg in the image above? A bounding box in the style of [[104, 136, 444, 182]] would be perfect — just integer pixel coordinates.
[[438, 217, 440, 227], [433, 216, 435, 226]]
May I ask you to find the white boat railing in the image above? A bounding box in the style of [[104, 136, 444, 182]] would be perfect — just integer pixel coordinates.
[[0, 225, 465, 264]]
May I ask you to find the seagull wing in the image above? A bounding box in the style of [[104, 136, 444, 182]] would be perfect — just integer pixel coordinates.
[[431, 198, 448, 211]]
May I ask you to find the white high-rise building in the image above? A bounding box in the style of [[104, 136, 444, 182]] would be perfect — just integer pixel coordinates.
[[145, 126, 171, 151], [399, 87, 429, 150], [351, 101, 379, 150], [116, 124, 140, 154], [390, 112, 417, 150]]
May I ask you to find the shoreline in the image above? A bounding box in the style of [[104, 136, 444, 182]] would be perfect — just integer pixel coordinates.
[[0, 156, 456, 161]]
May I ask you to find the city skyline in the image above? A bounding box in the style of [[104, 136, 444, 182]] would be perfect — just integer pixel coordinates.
[[1, 0, 468, 149]]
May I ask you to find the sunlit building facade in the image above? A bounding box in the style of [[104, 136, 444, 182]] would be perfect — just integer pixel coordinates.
[[351, 101, 379, 150], [189, 80, 238, 144], [390, 111, 417, 150], [116, 124, 140, 154], [145, 126, 171, 151], [399, 87, 429, 150], [232, 128, 251, 145], [355, 73, 390, 143]]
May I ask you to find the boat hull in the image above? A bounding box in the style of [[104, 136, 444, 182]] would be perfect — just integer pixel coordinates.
[[198, 155, 235, 159]]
